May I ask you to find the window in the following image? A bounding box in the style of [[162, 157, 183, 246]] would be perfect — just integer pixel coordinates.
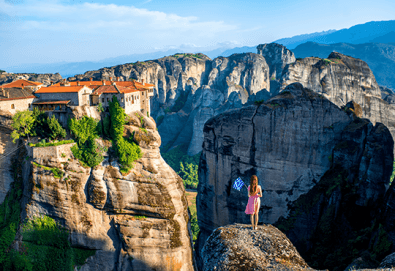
[[107, 98, 109, 102], [28, 103, 31, 108], [121, 98, 124, 102], [11, 104, 14, 109], [102, 98, 104, 102]]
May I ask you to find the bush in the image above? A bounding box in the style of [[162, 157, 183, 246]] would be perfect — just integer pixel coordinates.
[[11, 110, 35, 143], [117, 138, 142, 173], [68, 116, 104, 168], [179, 162, 198, 189], [47, 115, 66, 140]]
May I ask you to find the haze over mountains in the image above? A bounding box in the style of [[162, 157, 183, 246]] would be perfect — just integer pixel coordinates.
[[4, 20, 395, 80]]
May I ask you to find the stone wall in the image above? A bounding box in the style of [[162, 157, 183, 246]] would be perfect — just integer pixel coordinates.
[[0, 98, 34, 115], [32, 143, 76, 162]]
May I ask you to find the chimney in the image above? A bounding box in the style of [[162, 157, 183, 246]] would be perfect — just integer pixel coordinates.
[[110, 77, 113, 82], [21, 83, 24, 89], [142, 79, 145, 86], [112, 82, 116, 86], [90, 78, 93, 81], [116, 77, 120, 81], [6, 90, 9, 98], [102, 80, 105, 86], [50, 81, 53, 86], [77, 81, 80, 86]]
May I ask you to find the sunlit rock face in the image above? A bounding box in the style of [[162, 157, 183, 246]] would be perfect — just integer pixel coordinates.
[[23, 112, 194, 271]]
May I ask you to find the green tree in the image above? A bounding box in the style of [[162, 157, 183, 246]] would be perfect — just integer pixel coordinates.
[[178, 162, 198, 189], [47, 116, 66, 140], [11, 110, 35, 143]]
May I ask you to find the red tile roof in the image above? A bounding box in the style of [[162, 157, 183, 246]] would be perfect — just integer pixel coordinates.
[[53, 80, 154, 89], [36, 86, 88, 93], [93, 85, 139, 95], [1, 79, 43, 88]]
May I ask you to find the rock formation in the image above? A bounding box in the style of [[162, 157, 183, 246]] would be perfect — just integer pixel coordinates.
[[0, 116, 18, 204], [195, 83, 394, 270], [280, 52, 395, 147], [17, 112, 194, 270], [71, 44, 395, 159], [71, 52, 273, 156], [200, 223, 313, 271]]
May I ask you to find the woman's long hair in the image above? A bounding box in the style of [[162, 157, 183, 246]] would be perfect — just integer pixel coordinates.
[[249, 175, 258, 195]]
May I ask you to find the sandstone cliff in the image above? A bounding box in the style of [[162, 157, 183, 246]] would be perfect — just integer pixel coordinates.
[[195, 83, 394, 270], [14, 112, 194, 270]]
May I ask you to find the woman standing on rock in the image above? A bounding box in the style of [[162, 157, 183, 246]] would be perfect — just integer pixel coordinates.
[[245, 175, 262, 230]]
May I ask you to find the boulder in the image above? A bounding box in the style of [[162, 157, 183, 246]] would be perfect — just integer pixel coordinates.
[[201, 223, 314, 271]]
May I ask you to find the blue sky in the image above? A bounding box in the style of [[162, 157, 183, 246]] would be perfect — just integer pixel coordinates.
[[1, 0, 394, 68]]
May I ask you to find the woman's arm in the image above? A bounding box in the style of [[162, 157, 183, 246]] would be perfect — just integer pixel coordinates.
[[258, 186, 262, 197]]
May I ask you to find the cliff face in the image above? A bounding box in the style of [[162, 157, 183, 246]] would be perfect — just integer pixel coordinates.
[[20, 113, 194, 271], [195, 83, 394, 270], [73, 44, 394, 158], [195, 83, 351, 259], [280, 52, 395, 145], [74, 52, 272, 156]]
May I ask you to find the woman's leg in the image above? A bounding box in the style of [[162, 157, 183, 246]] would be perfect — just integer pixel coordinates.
[[254, 202, 259, 228], [250, 214, 254, 229]]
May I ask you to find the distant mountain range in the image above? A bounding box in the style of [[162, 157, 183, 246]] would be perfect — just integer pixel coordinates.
[[3, 20, 395, 79]]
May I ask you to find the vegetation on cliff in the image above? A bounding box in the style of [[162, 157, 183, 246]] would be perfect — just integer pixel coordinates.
[[108, 97, 142, 173], [11, 109, 66, 143], [68, 116, 105, 168]]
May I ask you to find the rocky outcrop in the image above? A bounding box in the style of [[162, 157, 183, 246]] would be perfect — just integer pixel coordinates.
[[196, 83, 394, 270], [201, 223, 314, 271], [0, 73, 62, 86], [21, 112, 194, 270], [257, 43, 296, 95], [280, 52, 395, 148], [195, 83, 351, 260]]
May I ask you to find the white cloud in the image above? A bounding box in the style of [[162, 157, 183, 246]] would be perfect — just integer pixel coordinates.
[[0, 0, 236, 34]]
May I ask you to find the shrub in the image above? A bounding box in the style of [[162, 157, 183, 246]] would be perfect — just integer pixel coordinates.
[[68, 116, 99, 146], [68, 116, 104, 168], [11, 110, 35, 143], [117, 138, 142, 173], [47, 115, 66, 140], [179, 162, 198, 189]]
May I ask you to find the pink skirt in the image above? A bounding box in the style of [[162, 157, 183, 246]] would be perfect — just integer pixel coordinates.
[[245, 195, 260, 214]]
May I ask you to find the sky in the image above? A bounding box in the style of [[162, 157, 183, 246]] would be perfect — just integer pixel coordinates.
[[1, 0, 394, 68]]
